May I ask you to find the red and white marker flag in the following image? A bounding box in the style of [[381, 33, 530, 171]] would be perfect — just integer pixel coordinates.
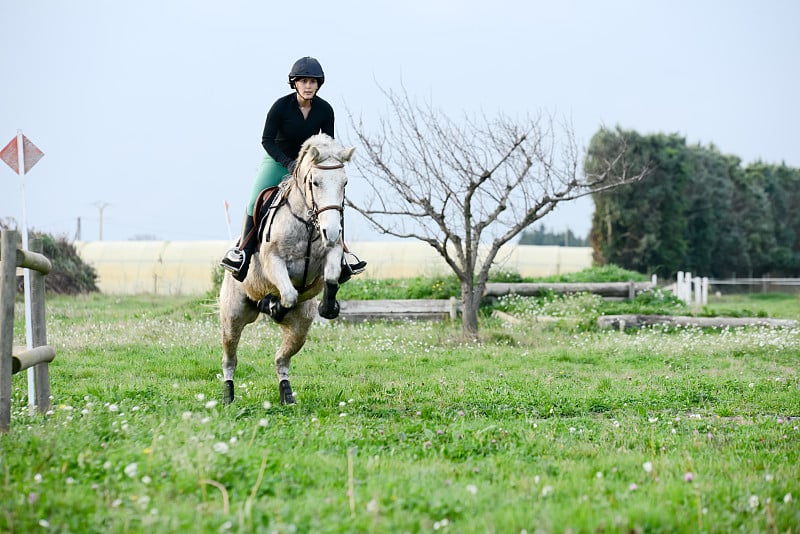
[[0, 133, 44, 175]]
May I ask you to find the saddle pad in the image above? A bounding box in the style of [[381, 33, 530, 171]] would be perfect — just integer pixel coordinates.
[[253, 186, 282, 244]]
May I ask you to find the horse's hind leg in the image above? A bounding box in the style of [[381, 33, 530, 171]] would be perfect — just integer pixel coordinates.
[[275, 301, 315, 404], [220, 275, 260, 404]]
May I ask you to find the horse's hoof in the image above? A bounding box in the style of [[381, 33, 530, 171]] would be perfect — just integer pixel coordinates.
[[279, 379, 295, 405], [318, 299, 340, 320], [258, 295, 291, 323], [223, 380, 235, 404]]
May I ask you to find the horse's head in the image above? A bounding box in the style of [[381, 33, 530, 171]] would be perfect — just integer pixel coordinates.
[[295, 134, 355, 247]]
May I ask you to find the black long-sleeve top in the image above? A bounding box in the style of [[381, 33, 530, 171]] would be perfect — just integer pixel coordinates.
[[261, 93, 335, 168]]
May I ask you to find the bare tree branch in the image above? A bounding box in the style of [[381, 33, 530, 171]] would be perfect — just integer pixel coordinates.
[[344, 87, 648, 338]]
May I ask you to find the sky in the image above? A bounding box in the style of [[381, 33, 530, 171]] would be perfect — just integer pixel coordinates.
[[1, 0, 798, 243]]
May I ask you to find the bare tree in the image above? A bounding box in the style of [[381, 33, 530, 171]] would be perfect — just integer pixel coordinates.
[[347, 88, 646, 340]]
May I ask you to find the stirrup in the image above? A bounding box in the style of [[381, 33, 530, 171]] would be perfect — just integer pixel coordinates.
[[220, 248, 246, 275], [343, 252, 367, 275]]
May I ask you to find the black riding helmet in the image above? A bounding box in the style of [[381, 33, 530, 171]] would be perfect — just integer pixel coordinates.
[[288, 56, 325, 89]]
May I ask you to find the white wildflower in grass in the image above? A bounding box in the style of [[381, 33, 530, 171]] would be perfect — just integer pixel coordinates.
[[103, 461, 112, 470], [596, 472, 603, 479], [339, 401, 346, 407], [34, 473, 43, 483], [142, 476, 152, 484], [182, 411, 193, 421], [340, 413, 347, 417], [200, 417, 211, 424], [124, 463, 138, 478], [541, 485, 554, 497], [765, 473, 774, 482], [749, 495, 759, 511], [612, 420, 620, 428], [195, 393, 205, 401], [466, 484, 478, 495], [213, 442, 229, 454], [262, 401, 272, 410], [348, 398, 354, 404], [648, 417, 658, 423], [643, 461, 653, 473], [205, 400, 218, 409], [569, 427, 576, 433], [258, 418, 268, 427], [784, 493, 793, 503], [433, 518, 450, 530], [138, 495, 151, 509], [112, 498, 122, 508], [66, 477, 75, 485], [38, 519, 50, 528], [366, 499, 379, 513], [108, 403, 119, 412], [629, 483, 638, 491]]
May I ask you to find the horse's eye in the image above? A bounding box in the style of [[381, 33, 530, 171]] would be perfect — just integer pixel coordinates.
[[312, 180, 320, 188]]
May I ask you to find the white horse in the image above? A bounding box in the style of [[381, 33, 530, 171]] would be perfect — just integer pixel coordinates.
[[218, 134, 355, 404]]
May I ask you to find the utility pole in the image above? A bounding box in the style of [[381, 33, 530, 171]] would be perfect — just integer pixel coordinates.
[[93, 202, 109, 241], [74, 216, 82, 241]]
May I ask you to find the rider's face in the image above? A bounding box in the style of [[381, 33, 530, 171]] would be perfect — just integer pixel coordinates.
[[295, 78, 319, 100]]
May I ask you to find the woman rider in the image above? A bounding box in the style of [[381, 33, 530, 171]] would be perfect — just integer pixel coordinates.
[[221, 56, 366, 282]]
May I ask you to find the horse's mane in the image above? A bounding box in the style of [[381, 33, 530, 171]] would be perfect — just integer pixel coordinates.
[[296, 133, 340, 167]]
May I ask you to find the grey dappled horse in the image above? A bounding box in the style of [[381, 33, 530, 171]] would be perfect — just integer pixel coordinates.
[[218, 134, 355, 405]]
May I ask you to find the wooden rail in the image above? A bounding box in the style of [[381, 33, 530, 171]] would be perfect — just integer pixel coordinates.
[[484, 281, 656, 299], [1, 230, 54, 433], [334, 298, 460, 322]]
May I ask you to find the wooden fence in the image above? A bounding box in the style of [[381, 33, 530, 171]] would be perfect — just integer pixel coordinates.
[[1, 230, 55, 433]]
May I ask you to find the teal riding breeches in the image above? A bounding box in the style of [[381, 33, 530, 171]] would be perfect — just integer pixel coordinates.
[[246, 154, 289, 216]]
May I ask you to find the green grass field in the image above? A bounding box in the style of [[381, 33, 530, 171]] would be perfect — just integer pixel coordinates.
[[1, 291, 799, 533]]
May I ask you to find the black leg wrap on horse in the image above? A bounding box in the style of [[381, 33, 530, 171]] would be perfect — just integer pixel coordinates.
[[223, 380, 235, 404], [279, 379, 295, 405], [258, 295, 291, 323], [318, 281, 340, 319]]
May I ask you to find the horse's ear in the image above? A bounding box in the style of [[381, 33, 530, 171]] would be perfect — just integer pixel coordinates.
[[339, 147, 356, 162], [308, 146, 321, 163]]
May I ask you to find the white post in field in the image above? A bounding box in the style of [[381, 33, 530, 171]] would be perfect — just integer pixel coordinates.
[[15, 131, 37, 411]]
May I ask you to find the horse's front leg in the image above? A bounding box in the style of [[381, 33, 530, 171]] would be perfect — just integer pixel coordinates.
[[318, 248, 343, 319], [266, 256, 299, 309]]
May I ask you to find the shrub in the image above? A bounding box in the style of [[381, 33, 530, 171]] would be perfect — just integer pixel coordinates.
[[1, 220, 98, 295]]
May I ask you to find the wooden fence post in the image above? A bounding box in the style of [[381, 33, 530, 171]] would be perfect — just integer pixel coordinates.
[[0, 230, 17, 432], [29, 238, 51, 413]]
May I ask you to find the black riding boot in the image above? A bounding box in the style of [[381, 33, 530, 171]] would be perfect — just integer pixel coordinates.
[[220, 214, 257, 282]]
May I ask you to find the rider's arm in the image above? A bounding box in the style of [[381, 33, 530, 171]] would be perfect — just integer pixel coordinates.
[[261, 98, 293, 169]]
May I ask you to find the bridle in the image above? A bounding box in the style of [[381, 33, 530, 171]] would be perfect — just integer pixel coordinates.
[[290, 157, 347, 289]]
